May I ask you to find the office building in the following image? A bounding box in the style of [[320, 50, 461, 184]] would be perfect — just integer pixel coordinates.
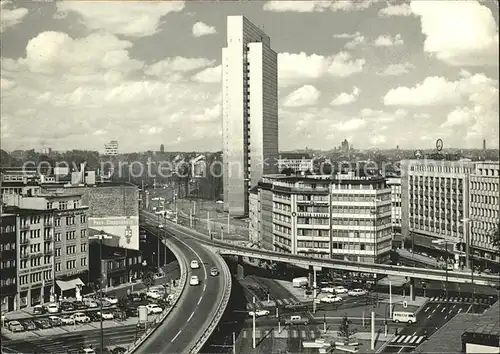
[[222, 15, 279, 217], [277, 153, 314, 173], [1, 213, 17, 312], [387, 177, 402, 244], [250, 174, 392, 263], [401, 159, 500, 270], [468, 161, 499, 270], [104, 140, 119, 156]]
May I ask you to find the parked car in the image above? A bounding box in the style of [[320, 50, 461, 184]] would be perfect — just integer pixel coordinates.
[[320, 295, 342, 303], [348, 289, 368, 297], [334, 286, 348, 294], [88, 312, 101, 322], [103, 295, 118, 305], [248, 309, 270, 318], [146, 289, 162, 300], [145, 304, 163, 314], [34, 319, 52, 329], [8, 321, 25, 332], [284, 315, 309, 325], [111, 347, 127, 354], [73, 302, 88, 310], [321, 287, 336, 294], [33, 305, 45, 315], [97, 312, 114, 320], [190, 276, 200, 286], [21, 320, 37, 331], [128, 292, 146, 302], [190, 260, 200, 269], [48, 316, 62, 326], [80, 348, 96, 354], [46, 303, 60, 313], [61, 302, 76, 312], [60, 315, 75, 325], [210, 267, 219, 276], [71, 312, 91, 323]]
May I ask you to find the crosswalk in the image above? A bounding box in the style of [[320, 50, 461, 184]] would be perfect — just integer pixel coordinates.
[[245, 297, 297, 310], [389, 335, 426, 346], [241, 328, 317, 339], [428, 296, 490, 304]]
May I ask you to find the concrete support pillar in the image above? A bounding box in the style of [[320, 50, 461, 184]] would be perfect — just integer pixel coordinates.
[[236, 256, 245, 280], [410, 277, 415, 301]]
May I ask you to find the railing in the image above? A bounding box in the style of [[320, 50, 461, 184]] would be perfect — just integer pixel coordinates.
[[125, 235, 188, 354], [188, 250, 232, 353]]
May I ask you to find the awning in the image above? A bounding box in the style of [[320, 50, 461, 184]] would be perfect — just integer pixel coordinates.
[[56, 278, 85, 292]]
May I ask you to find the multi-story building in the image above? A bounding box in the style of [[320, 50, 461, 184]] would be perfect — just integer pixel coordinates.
[[4, 193, 89, 302], [387, 177, 402, 245], [401, 159, 476, 267], [104, 140, 119, 156], [277, 153, 314, 173], [1, 213, 17, 311], [222, 15, 279, 217], [468, 161, 499, 270], [1, 170, 41, 200], [190, 155, 206, 178], [251, 174, 392, 263]]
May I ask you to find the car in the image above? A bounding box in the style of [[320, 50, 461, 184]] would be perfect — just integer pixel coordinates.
[[103, 295, 119, 305], [48, 316, 62, 326], [71, 312, 91, 323], [210, 267, 219, 276], [158, 224, 164, 229], [60, 315, 75, 325], [21, 320, 37, 331], [34, 319, 52, 329], [284, 315, 309, 326], [73, 301, 88, 310], [248, 309, 270, 317], [111, 347, 127, 354], [284, 302, 308, 310], [85, 300, 99, 308], [166, 294, 175, 303], [190, 260, 200, 269], [320, 295, 342, 303], [97, 312, 114, 320], [46, 303, 60, 313], [145, 304, 163, 314], [146, 289, 162, 299], [81, 348, 96, 354], [8, 320, 24, 332], [348, 289, 368, 297], [321, 287, 336, 294], [61, 302, 76, 312], [190, 275, 200, 286], [88, 312, 101, 322], [33, 305, 44, 315], [128, 292, 146, 302], [334, 286, 348, 294]]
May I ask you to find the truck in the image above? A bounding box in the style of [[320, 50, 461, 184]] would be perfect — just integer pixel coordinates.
[[292, 277, 309, 288]]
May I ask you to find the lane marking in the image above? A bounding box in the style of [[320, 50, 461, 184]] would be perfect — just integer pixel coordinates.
[[432, 309, 436, 314], [427, 314, 432, 319], [197, 298, 202, 305], [412, 332, 417, 336], [457, 308, 462, 314], [466, 304, 473, 313], [203, 284, 207, 292], [444, 315, 448, 320], [441, 307, 446, 313], [187, 312, 195, 322], [424, 307, 430, 312], [452, 305, 456, 309], [397, 346, 405, 353], [171, 330, 182, 342]]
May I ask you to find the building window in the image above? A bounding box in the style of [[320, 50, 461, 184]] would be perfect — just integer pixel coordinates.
[[46, 202, 53, 209], [55, 263, 61, 272], [66, 260, 76, 269], [80, 229, 87, 238], [59, 201, 68, 210], [81, 258, 87, 266], [55, 218, 61, 227], [55, 233, 61, 242], [80, 243, 87, 252], [66, 246, 76, 254], [55, 248, 61, 257], [66, 231, 76, 240], [80, 215, 86, 223]]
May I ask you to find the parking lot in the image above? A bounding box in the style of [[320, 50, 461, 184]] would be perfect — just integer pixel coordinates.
[[2, 288, 174, 341]]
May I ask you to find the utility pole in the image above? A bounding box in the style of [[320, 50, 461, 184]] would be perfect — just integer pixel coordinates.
[[389, 281, 392, 318], [312, 267, 317, 314], [232, 331, 236, 354], [371, 311, 375, 350], [252, 297, 256, 349]]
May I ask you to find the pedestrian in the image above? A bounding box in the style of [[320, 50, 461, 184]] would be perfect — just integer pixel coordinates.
[[395, 328, 398, 336]]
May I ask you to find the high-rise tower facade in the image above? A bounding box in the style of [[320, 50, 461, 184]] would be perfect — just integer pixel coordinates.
[[222, 16, 279, 217]]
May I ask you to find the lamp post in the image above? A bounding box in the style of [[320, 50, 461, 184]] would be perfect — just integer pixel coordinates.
[[157, 214, 160, 272], [461, 218, 477, 304], [89, 231, 112, 354], [432, 239, 449, 302]]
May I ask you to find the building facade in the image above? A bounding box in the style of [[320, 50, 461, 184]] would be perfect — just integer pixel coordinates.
[[104, 140, 119, 156], [222, 15, 279, 217], [251, 174, 392, 263], [387, 177, 402, 244], [468, 162, 499, 270], [1, 213, 17, 312], [277, 153, 314, 173]]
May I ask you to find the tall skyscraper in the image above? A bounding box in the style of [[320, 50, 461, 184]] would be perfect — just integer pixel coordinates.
[[222, 16, 279, 217]]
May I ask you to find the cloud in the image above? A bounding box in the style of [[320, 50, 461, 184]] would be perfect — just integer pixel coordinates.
[[345, 35, 366, 49], [145, 57, 215, 77], [377, 63, 414, 76], [191, 65, 221, 83], [374, 34, 404, 46], [283, 85, 320, 107], [334, 118, 367, 132], [92, 129, 107, 136], [1, 77, 16, 90], [330, 86, 361, 106], [278, 52, 330, 86], [55, 1, 185, 37], [192, 21, 217, 37], [411, 0, 499, 66], [378, 3, 413, 16], [192, 104, 221, 123], [0, 1, 28, 32], [370, 134, 387, 145], [263, 0, 375, 12], [360, 108, 407, 123], [333, 32, 361, 39], [327, 52, 365, 77]]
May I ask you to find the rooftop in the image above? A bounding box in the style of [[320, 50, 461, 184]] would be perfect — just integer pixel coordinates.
[[465, 301, 500, 336], [278, 152, 313, 160]]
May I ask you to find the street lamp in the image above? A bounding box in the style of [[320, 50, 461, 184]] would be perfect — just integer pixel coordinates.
[[432, 239, 449, 301], [461, 218, 477, 304], [88, 230, 112, 354]]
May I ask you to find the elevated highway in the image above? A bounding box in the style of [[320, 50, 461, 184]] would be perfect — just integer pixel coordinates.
[[141, 211, 500, 288], [134, 216, 231, 353]]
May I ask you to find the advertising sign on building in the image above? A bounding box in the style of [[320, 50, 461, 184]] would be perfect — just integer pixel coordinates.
[[89, 216, 139, 250]]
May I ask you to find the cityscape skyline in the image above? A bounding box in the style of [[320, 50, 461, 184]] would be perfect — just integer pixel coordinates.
[[1, 1, 499, 152]]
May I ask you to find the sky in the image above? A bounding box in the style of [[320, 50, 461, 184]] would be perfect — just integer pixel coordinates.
[[1, 0, 499, 153]]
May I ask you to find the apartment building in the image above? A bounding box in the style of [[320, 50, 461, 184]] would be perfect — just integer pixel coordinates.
[[222, 15, 279, 217], [401, 159, 476, 267], [104, 140, 119, 156], [251, 174, 392, 263], [277, 153, 314, 173], [1, 213, 17, 311], [1, 170, 41, 199], [468, 161, 499, 269], [387, 177, 402, 244]]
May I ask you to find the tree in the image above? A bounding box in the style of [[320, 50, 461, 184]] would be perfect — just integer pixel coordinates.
[[492, 222, 500, 251], [142, 271, 155, 290], [338, 315, 356, 344]]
